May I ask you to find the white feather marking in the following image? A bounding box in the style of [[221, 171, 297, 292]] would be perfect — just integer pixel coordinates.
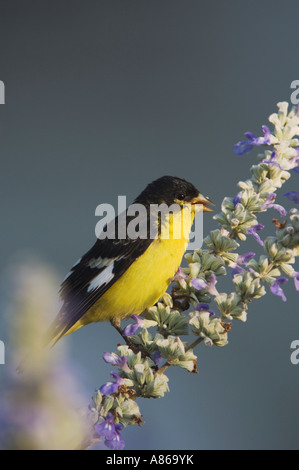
[[87, 263, 115, 292], [88, 256, 116, 269]]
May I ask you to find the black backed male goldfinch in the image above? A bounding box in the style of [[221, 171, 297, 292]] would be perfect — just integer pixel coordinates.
[[47, 176, 213, 345]]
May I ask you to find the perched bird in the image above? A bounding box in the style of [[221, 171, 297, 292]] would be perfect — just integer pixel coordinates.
[[47, 176, 213, 345]]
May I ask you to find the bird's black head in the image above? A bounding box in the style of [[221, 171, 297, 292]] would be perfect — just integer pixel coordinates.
[[134, 175, 214, 211]]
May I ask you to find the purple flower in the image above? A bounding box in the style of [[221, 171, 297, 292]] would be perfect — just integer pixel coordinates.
[[233, 193, 242, 205], [291, 272, 299, 291], [205, 273, 219, 296], [263, 151, 284, 171], [171, 267, 189, 287], [151, 350, 163, 365], [262, 193, 287, 216], [95, 414, 125, 450], [283, 191, 299, 203], [99, 372, 124, 395], [261, 125, 271, 140], [196, 302, 215, 317], [190, 274, 218, 295], [289, 148, 299, 172], [231, 265, 246, 277], [103, 352, 130, 372], [123, 315, 144, 337], [95, 413, 117, 440], [190, 277, 207, 290], [247, 224, 265, 246], [231, 252, 255, 278], [233, 125, 271, 155], [270, 277, 288, 302], [104, 423, 125, 450], [238, 252, 256, 265]]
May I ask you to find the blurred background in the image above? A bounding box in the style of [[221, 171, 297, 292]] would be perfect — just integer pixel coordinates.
[[1, 0, 299, 450]]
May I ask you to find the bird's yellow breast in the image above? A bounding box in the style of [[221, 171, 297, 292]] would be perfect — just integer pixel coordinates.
[[67, 205, 195, 333]]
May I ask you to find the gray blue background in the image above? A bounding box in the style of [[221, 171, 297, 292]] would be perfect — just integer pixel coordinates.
[[1, 0, 299, 450]]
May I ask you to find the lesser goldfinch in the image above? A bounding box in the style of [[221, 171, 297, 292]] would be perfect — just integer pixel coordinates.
[[48, 176, 213, 345]]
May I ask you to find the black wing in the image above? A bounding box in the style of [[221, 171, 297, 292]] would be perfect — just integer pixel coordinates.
[[47, 212, 153, 343]]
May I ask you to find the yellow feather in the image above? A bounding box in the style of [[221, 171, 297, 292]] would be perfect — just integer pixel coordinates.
[[64, 205, 195, 336]]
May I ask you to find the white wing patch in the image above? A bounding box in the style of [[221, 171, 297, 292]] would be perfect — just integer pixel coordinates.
[[88, 256, 117, 269], [87, 263, 115, 292]]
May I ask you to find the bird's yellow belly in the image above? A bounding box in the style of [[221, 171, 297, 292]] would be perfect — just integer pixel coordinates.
[[70, 237, 188, 332], [64, 206, 195, 336]]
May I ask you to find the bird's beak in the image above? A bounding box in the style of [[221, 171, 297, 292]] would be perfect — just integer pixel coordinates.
[[191, 193, 215, 212]]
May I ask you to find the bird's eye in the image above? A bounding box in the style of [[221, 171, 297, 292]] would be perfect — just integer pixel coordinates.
[[176, 193, 185, 201]]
